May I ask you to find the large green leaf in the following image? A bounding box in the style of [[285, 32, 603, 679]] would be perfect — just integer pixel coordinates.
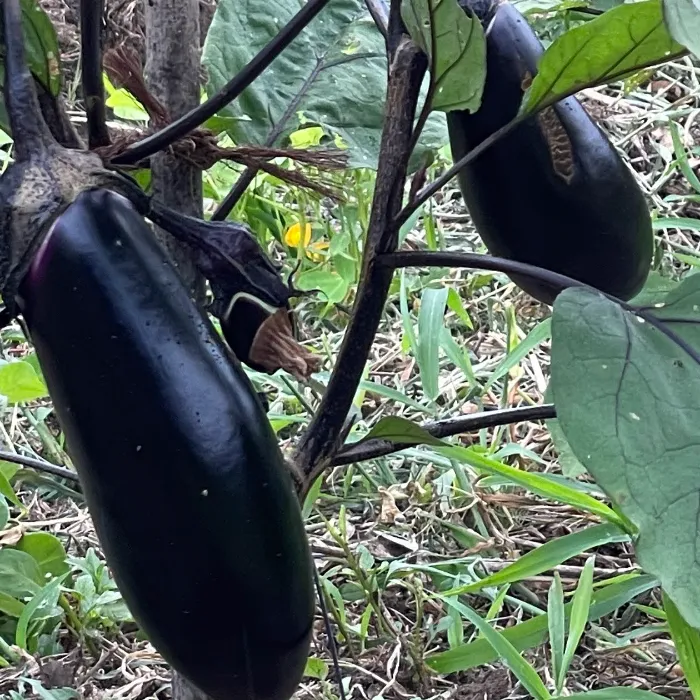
[[551, 279, 700, 630], [663, 0, 700, 58], [401, 0, 486, 113], [522, 0, 686, 113], [202, 0, 449, 170]]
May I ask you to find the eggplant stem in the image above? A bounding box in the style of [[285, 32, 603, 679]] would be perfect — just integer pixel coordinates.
[[2, 0, 55, 160], [332, 404, 557, 465], [111, 0, 333, 166], [80, 0, 111, 149], [0, 449, 79, 484], [294, 5, 427, 483]]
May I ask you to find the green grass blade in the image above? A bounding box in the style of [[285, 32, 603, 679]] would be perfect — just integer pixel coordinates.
[[484, 318, 552, 391], [442, 523, 628, 596], [564, 690, 671, 699], [559, 556, 595, 690], [442, 597, 552, 700], [417, 287, 449, 401], [664, 592, 700, 700], [426, 574, 658, 673], [549, 573, 565, 692], [439, 446, 627, 529]]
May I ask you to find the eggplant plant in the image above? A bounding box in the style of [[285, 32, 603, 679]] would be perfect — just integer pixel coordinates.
[[0, 0, 700, 698]]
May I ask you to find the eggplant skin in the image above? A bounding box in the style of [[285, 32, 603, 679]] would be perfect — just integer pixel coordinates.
[[447, 1, 653, 304], [16, 189, 314, 700]]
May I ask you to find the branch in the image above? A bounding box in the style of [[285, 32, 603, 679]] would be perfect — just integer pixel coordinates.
[[381, 250, 700, 369], [331, 404, 556, 465], [396, 115, 527, 228], [365, 0, 390, 39], [142, 2, 208, 698], [211, 56, 329, 221], [293, 8, 428, 489], [80, 0, 110, 148], [0, 450, 79, 483], [3, 0, 54, 160], [111, 0, 333, 166], [379, 250, 594, 296]]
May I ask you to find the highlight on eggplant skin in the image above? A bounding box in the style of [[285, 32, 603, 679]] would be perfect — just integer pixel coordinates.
[[17, 188, 315, 700], [446, 0, 653, 305]]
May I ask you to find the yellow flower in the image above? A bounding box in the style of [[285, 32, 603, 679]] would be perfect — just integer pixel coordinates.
[[306, 240, 330, 262], [284, 222, 329, 262], [284, 222, 312, 248]]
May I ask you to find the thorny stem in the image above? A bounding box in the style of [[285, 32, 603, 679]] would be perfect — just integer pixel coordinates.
[[331, 404, 557, 465], [111, 0, 333, 166], [80, 0, 110, 148], [3, 0, 55, 160], [294, 8, 427, 488]]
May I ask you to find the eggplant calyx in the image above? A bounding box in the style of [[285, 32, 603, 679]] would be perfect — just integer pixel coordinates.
[[223, 294, 321, 380], [249, 307, 322, 381]]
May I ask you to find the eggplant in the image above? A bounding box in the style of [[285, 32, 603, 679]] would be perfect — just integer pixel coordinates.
[[16, 188, 315, 700], [447, 0, 653, 304]]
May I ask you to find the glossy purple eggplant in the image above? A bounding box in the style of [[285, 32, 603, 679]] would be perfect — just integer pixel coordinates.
[[447, 0, 653, 304], [16, 188, 315, 700]]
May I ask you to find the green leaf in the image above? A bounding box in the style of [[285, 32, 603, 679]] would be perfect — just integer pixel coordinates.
[[664, 592, 700, 699], [417, 286, 449, 401], [296, 269, 349, 304], [14, 533, 69, 578], [361, 416, 445, 447], [303, 657, 329, 680], [0, 590, 24, 618], [442, 523, 628, 595], [15, 575, 64, 650], [441, 598, 552, 699], [662, 0, 700, 58], [426, 574, 658, 673], [0, 549, 43, 599], [203, 0, 448, 170], [550, 280, 700, 630], [0, 361, 48, 403], [522, 0, 686, 114], [401, 0, 486, 112], [0, 494, 8, 531]]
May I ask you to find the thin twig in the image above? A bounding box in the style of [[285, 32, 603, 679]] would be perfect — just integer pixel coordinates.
[[0, 450, 79, 483], [332, 404, 556, 465], [80, 0, 110, 148], [379, 249, 593, 296], [395, 114, 528, 229], [294, 8, 428, 489], [111, 0, 333, 166]]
